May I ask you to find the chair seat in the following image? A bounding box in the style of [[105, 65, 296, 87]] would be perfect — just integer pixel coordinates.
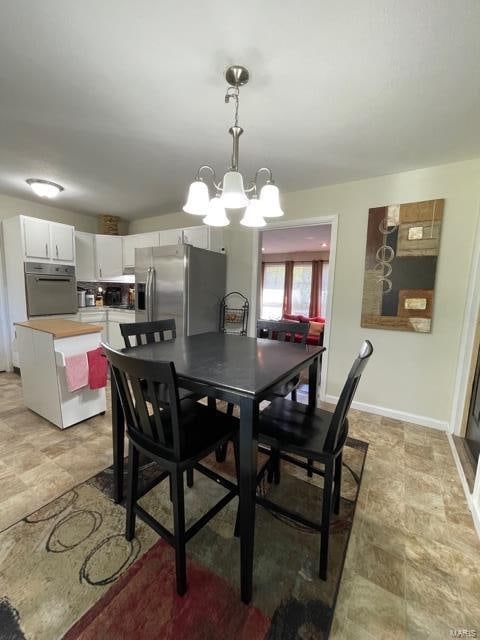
[[129, 400, 237, 463], [259, 398, 340, 460]]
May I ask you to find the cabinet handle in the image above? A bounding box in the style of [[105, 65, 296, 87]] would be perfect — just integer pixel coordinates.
[[45, 243, 48, 257], [56, 244, 59, 258], [99, 267, 102, 278]]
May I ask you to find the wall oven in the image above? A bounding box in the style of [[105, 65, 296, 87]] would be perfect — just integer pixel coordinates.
[[25, 262, 77, 316]]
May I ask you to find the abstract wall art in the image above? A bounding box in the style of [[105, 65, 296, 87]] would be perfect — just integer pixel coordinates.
[[361, 199, 444, 333]]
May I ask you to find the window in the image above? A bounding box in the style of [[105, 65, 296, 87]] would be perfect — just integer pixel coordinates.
[[291, 263, 312, 316], [261, 263, 285, 319]]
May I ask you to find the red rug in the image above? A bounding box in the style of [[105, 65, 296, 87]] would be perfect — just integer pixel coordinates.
[[64, 539, 270, 640]]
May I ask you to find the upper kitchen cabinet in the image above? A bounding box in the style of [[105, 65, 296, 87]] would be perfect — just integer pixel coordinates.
[[23, 217, 51, 260], [122, 232, 160, 267], [75, 231, 96, 281], [15, 215, 75, 264], [95, 234, 123, 280], [159, 228, 183, 246], [182, 226, 209, 250], [50, 223, 75, 262]]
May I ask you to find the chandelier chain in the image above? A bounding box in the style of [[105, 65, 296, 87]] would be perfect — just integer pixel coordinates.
[[225, 86, 240, 127]]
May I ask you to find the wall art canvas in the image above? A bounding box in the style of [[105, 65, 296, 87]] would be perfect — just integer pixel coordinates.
[[361, 199, 444, 333]]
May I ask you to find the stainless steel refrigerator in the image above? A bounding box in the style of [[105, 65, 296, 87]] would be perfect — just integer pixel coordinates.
[[134, 244, 226, 336]]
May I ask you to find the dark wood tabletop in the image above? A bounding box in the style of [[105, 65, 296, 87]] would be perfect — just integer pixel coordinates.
[[122, 332, 324, 397]]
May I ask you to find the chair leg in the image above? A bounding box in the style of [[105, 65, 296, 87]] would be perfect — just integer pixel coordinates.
[[125, 442, 139, 541], [186, 467, 194, 488], [233, 436, 240, 538], [171, 468, 187, 596], [307, 458, 314, 477], [273, 448, 281, 485], [333, 452, 342, 515], [291, 388, 297, 402], [215, 441, 228, 462], [319, 460, 334, 581]]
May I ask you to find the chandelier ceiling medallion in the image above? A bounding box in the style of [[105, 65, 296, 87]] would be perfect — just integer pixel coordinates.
[[183, 65, 284, 228]]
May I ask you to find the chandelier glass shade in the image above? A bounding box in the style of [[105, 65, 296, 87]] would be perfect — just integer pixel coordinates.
[[26, 178, 64, 199], [182, 65, 284, 228]]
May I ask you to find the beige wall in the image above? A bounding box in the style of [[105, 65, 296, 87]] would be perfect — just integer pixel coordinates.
[[129, 211, 196, 234], [129, 159, 480, 426], [0, 193, 100, 232]]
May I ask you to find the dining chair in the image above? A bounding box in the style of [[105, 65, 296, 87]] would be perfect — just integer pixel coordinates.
[[215, 320, 310, 465], [254, 340, 373, 580], [120, 319, 203, 487], [103, 343, 239, 596]]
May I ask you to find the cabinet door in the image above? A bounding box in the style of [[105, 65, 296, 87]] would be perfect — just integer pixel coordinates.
[[51, 224, 75, 262], [75, 232, 96, 281], [159, 228, 183, 246], [122, 232, 160, 267], [95, 235, 123, 279], [23, 218, 51, 259], [183, 226, 209, 249]]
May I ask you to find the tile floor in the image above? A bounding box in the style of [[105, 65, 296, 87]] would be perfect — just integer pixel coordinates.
[[1, 371, 479, 638]]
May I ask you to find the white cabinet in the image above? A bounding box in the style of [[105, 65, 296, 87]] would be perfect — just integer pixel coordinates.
[[51, 223, 75, 262], [159, 228, 183, 246], [78, 310, 108, 342], [23, 218, 51, 260], [75, 232, 96, 281], [95, 235, 123, 280], [183, 226, 209, 249], [122, 232, 160, 267], [107, 311, 136, 349], [21, 217, 75, 264]]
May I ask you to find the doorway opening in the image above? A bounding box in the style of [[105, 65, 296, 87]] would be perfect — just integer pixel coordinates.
[[250, 216, 338, 402]]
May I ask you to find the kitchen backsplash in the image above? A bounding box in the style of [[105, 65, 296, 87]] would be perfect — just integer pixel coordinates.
[[77, 281, 132, 306]]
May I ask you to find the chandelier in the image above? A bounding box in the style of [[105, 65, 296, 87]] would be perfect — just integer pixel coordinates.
[[182, 65, 284, 227]]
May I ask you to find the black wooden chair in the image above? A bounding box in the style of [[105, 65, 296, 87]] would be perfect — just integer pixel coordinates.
[[215, 320, 310, 466], [103, 343, 239, 596], [256, 320, 310, 402], [254, 340, 373, 580]]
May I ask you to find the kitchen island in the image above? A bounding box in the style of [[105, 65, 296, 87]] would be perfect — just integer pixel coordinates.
[[14, 319, 106, 429]]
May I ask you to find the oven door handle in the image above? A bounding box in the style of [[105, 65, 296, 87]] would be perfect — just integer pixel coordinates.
[[35, 277, 72, 283]]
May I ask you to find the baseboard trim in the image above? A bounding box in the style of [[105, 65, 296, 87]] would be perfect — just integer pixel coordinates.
[[325, 395, 449, 431]]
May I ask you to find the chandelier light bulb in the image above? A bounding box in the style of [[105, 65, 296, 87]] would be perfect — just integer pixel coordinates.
[[183, 180, 210, 215], [219, 171, 249, 209], [259, 184, 284, 217], [203, 197, 231, 227], [240, 198, 267, 228], [26, 179, 64, 199]]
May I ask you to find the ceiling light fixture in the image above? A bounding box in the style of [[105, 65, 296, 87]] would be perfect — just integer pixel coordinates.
[[183, 65, 284, 228], [26, 179, 64, 199]]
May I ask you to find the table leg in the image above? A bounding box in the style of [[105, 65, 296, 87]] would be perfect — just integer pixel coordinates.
[[238, 397, 259, 604], [308, 355, 319, 409], [307, 356, 319, 477], [111, 373, 125, 504]]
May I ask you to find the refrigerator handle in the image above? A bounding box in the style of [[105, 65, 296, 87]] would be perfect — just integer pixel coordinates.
[[147, 266, 155, 322]]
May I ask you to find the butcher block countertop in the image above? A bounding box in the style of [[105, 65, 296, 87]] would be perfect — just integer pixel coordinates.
[[15, 319, 103, 339]]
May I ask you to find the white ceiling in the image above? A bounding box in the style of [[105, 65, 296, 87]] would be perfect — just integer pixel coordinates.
[[1, 1, 479, 220], [262, 225, 331, 254]]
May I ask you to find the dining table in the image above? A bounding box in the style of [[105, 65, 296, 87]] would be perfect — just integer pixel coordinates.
[[110, 331, 325, 603]]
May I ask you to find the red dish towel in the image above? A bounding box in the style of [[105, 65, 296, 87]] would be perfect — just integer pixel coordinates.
[[87, 347, 108, 389], [64, 353, 89, 392]]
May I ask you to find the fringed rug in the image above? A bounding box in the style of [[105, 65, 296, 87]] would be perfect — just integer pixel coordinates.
[[0, 438, 367, 640]]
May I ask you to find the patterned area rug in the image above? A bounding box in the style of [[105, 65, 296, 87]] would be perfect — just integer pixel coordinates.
[[0, 438, 367, 640]]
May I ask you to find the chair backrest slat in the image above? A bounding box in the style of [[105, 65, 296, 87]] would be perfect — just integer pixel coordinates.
[[325, 340, 373, 453], [120, 319, 177, 349], [103, 343, 184, 459], [256, 320, 309, 345]]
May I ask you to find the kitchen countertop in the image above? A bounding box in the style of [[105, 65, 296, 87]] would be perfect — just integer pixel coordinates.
[[78, 306, 135, 313], [15, 319, 104, 338]]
